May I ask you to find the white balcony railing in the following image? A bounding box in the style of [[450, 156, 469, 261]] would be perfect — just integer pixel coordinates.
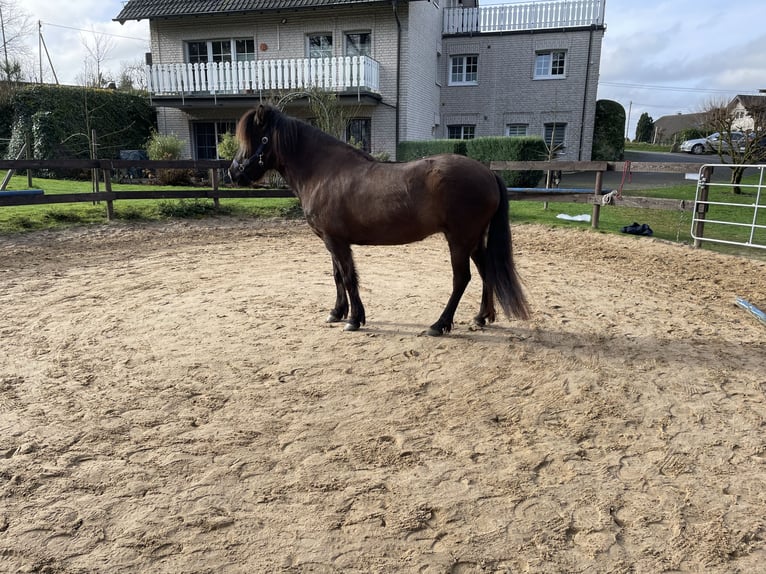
[[147, 56, 380, 97], [444, 0, 605, 34]]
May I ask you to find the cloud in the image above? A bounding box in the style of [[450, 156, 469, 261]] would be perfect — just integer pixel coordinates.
[[19, 0, 149, 84]]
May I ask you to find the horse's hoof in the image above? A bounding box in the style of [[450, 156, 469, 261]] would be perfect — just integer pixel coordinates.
[[426, 326, 444, 337], [326, 313, 343, 323], [344, 321, 361, 332]]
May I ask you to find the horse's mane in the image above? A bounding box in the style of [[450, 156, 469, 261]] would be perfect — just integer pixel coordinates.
[[236, 105, 375, 163]]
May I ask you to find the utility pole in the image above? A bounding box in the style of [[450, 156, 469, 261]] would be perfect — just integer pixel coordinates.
[[38, 21, 59, 84], [625, 100, 632, 140], [0, 6, 10, 81]]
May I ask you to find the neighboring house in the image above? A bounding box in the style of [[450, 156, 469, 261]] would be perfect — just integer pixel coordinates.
[[729, 94, 766, 133], [114, 0, 606, 161], [654, 95, 766, 145], [653, 112, 707, 145]]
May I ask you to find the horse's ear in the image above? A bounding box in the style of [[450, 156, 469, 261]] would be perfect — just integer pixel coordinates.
[[254, 105, 269, 127]]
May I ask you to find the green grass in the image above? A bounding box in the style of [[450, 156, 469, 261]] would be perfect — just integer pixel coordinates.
[[624, 142, 674, 153], [508, 175, 765, 258], [1, 172, 763, 259], [0, 174, 301, 233]]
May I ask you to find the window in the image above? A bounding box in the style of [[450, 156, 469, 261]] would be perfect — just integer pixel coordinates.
[[345, 32, 371, 57], [308, 34, 333, 58], [210, 40, 232, 63], [235, 39, 256, 62], [193, 121, 237, 160], [506, 124, 528, 137], [534, 50, 566, 79], [186, 39, 255, 64], [188, 41, 208, 64], [346, 118, 371, 152], [544, 122, 567, 151], [448, 125, 475, 140], [449, 55, 478, 85]]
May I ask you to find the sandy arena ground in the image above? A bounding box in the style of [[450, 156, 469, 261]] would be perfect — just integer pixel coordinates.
[[1, 218, 765, 573]]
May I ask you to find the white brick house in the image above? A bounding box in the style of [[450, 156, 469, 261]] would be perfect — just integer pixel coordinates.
[[115, 0, 606, 161]]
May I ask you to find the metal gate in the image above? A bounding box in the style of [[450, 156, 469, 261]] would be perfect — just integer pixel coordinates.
[[690, 163, 766, 250]]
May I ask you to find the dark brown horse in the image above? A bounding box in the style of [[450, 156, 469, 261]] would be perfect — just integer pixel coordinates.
[[229, 104, 529, 335]]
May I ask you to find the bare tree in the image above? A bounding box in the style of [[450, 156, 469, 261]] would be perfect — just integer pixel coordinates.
[[80, 29, 115, 87], [0, 0, 33, 81], [117, 59, 147, 92], [699, 97, 766, 194]]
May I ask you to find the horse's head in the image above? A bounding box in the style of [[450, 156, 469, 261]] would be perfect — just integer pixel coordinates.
[[229, 105, 277, 186]]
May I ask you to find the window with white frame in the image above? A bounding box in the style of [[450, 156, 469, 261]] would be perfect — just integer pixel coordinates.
[[449, 55, 478, 85], [544, 122, 567, 151], [506, 124, 528, 137], [308, 34, 333, 58], [345, 32, 371, 57], [534, 50, 566, 79], [448, 125, 475, 139], [187, 39, 255, 64]]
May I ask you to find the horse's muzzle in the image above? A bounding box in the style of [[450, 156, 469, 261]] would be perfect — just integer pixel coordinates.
[[228, 160, 251, 186]]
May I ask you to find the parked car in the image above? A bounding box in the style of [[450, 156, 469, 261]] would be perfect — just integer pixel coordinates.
[[680, 132, 746, 155]]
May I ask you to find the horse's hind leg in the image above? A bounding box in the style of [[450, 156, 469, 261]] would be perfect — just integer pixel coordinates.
[[324, 238, 366, 331], [471, 245, 496, 327], [428, 239, 472, 336], [326, 255, 349, 323]]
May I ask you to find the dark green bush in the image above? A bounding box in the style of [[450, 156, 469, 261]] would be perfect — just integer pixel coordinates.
[[592, 99, 626, 161], [396, 139, 467, 162], [397, 136, 546, 187], [4, 85, 155, 177], [465, 136, 546, 187]]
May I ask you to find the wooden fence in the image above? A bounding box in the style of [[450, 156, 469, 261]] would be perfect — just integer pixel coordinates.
[[1, 157, 710, 239]]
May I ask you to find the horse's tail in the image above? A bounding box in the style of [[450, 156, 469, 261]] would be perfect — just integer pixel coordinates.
[[486, 174, 531, 320]]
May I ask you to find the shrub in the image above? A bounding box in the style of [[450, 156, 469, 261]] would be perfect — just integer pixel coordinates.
[[146, 131, 193, 186], [217, 131, 239, 160], [465, 136, 546, 187], [397, 139, 467, 162], [592, 99, 626, 161]]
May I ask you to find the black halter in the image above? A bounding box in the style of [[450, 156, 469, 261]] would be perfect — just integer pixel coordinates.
[[231, 136, 269, 173]]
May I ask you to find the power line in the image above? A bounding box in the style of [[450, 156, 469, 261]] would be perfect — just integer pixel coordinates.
[[39, 21, 147, 42], [599, 81, 755, 95]]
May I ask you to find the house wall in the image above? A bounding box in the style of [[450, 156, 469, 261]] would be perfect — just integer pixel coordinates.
[[398, 1, 443, 142], [148, 5, 404, 158], [145, 2, 604, 161], [440, 27, 604, 160]]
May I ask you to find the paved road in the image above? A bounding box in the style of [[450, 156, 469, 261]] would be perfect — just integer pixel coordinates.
[[561, 150, 759, 191]]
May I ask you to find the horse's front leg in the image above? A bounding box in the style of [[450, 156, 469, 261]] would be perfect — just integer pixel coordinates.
[[326, 255, 349, 323], [324, 239, 366, 331]]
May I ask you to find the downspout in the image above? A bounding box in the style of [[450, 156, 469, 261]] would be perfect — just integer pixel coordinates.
[[578, 26, 595, 161], [392, 0, 402, 154]]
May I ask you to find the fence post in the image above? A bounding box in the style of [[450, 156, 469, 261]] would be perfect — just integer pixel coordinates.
[[91, 129, 99, 194], [103, 162, 114, 221], [26, 133, 32, 188], [693, 165, 712, 248], [210, 168, 220, 210], [591, 169, 604, 228]]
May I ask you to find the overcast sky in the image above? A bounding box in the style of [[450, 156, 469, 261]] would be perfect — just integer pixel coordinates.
[[16, 0, 766, 139]]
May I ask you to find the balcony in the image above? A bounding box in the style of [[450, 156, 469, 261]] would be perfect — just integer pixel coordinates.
[[146, 56, 380, 101], [443, 0, 605, 34]]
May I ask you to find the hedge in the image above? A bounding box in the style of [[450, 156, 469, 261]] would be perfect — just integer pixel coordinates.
[[398, 136, 546, 188], [592, 99, 626, 161], [3, 84, 155, 177], [397, 139, 468, 161]]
